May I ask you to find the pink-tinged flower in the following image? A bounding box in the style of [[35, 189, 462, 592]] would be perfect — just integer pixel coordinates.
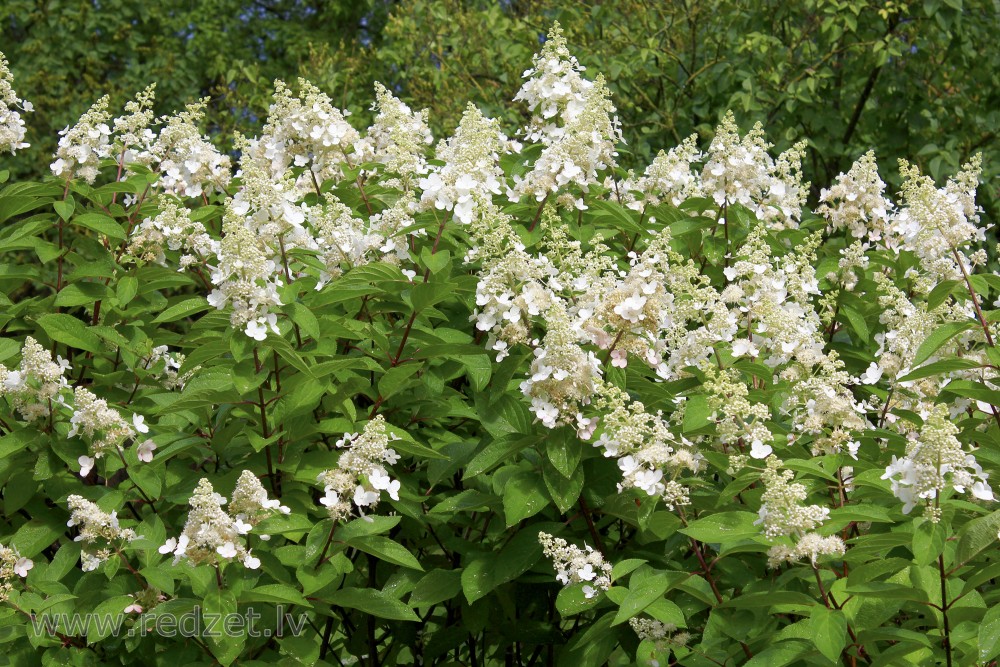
[[136, 439, 157, 463], [14, 557, 32, 578]]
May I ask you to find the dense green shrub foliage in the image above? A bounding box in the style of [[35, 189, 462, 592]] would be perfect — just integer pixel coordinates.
[[0, 16, 999, 667]]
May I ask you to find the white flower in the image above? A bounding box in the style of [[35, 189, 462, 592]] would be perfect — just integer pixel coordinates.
[[353, 486, 379, 507], [614, 293, 647, 323], [582, 585, 597, 599], [78, 455, 95, 477], [243, 552, 261, 569], [132, 414, 149, 433], [369, 468, 392, 491], [233, 517, 253, 535], [749, 439, 773, 459], [216, 542, 238, 559], [860, 362, 883, 385], [159, 538, 177, 555], [971, 481, 994, 501], [731, 339, 758, 358], [14, 557, 32, 578], [245, 318, 270, 341], [136, 439, 157, 463], [2, 370, 22, 390], [320, 489, 339, 507]]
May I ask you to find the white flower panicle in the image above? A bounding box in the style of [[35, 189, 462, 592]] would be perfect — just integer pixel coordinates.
[[0, 336, 71, 422], [66, 495, 138, 572], [317, 415, 402, 522], [538, 531, 612, 599], [256, 78, 360, 183], [766, 532, 846, 569], [51, 95, 113, 183], [755, 457, 830, 539], [890, 154, 985, 281], [872, 271, 943, 380], [419, 103, 508, 223], [138, 344, 196, 391], [113, 84, 158, 170], [629, 617, 690, 650], [514, 22, 594, 144], [354, 82, 433, 186], [592, 383, 700, 509], [519, 302, 602, 429], [229, 470, 290, 530], [230, 132, 313, 249], [881, 403, 993, 518], [312, 194, 378, 288], [153, 99, 233, 197], [207, 210, 284, 340], [631, 135, 703, 209], [0, 51, 31, 154], [68, 386, 138, 475], [818, 150, 892, 242], [0, 543, 32, 601], [466, 200, 557, 356], [126, 197, 216, 268], [701, 111, 808, 229], [510, 74, 622, 203], [159, 478, 261, 570]]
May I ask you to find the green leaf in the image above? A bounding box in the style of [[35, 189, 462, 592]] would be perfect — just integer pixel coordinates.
[[955, 510, 1000, 565], [409, 569, 462, 607], [116, 275, 138, 306], [611, 559, 648, 581], [328, 587, 419, 622], [285, 302, 320, 341], [12, 520, 63, 558], [36, 313, 102, 354], [241, 584, 312, 608], [53, 282, 109, 308], [464, 434, 540, 479], [73, 212, 126, 241], [85, 596, 130, 643], [743, 640, 812, 667], [611, 573, 671, 625], [896, 357, 983, 382], [912, 321, 975, 367], [979, 604, 1000, 662], [378, 364, 420, 400], [679, 512, 761, 544], [461, 555, 495, 604], [153, 297, 212, 323], [911, 519, 946, 567], [556, 584, 602, 617], [347, 535, 423, 571], [841, 305, 869, 343], [545, 427, 581, 479], [682, 394, 713, 433], [421, 247, 451, 274], [810, 607, 847, 662], [53, 200, 75, 221], [502, 472, 549, 526]]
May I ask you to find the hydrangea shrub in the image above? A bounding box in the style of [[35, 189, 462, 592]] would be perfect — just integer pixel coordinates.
[[1, 23, 999, 666]]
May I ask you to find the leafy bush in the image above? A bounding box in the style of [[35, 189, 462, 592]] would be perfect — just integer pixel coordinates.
[[1, 22, 1000, 667]]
